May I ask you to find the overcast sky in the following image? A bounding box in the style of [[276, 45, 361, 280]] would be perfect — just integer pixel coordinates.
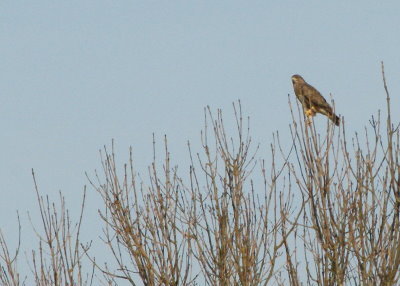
[[1, 1, 399, 282]]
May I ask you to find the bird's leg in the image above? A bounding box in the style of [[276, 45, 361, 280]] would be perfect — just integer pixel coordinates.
[[305, 109, 313, 117], [305, 109, 315, 125], [310, 106, 317, 116]]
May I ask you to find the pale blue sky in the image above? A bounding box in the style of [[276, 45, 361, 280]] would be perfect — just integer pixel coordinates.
[[1, 0, 400, 282]]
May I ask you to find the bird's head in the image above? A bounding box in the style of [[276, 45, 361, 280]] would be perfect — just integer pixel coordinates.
[[291, 74, 305, 85]]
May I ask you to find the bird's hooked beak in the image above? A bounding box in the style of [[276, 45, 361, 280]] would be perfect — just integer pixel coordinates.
[[291, 75, 304, 84]]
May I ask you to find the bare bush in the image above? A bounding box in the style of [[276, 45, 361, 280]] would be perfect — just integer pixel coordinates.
[[87, 140, 192, 285], [0, 65, 399, 286], [86, 102, 302, 285], [185, 104, 301, 285], [29, 171, 93, 286], [0, 214, 22, 286], [285, 63, 400, 286]]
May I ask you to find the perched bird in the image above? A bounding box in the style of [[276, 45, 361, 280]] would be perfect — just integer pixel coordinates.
[[291, 74, 340, 126]]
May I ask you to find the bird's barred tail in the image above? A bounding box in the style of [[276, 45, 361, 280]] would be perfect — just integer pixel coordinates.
[[331, 114, 340, 126]]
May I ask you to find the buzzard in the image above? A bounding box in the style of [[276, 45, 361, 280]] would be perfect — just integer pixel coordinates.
[[291, 75, 340, 126]]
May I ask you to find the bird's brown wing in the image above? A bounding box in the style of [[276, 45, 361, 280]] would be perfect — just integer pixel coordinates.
[[301, 83, 332, 113], [301, 83, 340, 125]]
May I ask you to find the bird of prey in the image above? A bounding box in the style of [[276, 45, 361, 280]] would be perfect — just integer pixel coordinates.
[[291, 74, 340, 126]]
